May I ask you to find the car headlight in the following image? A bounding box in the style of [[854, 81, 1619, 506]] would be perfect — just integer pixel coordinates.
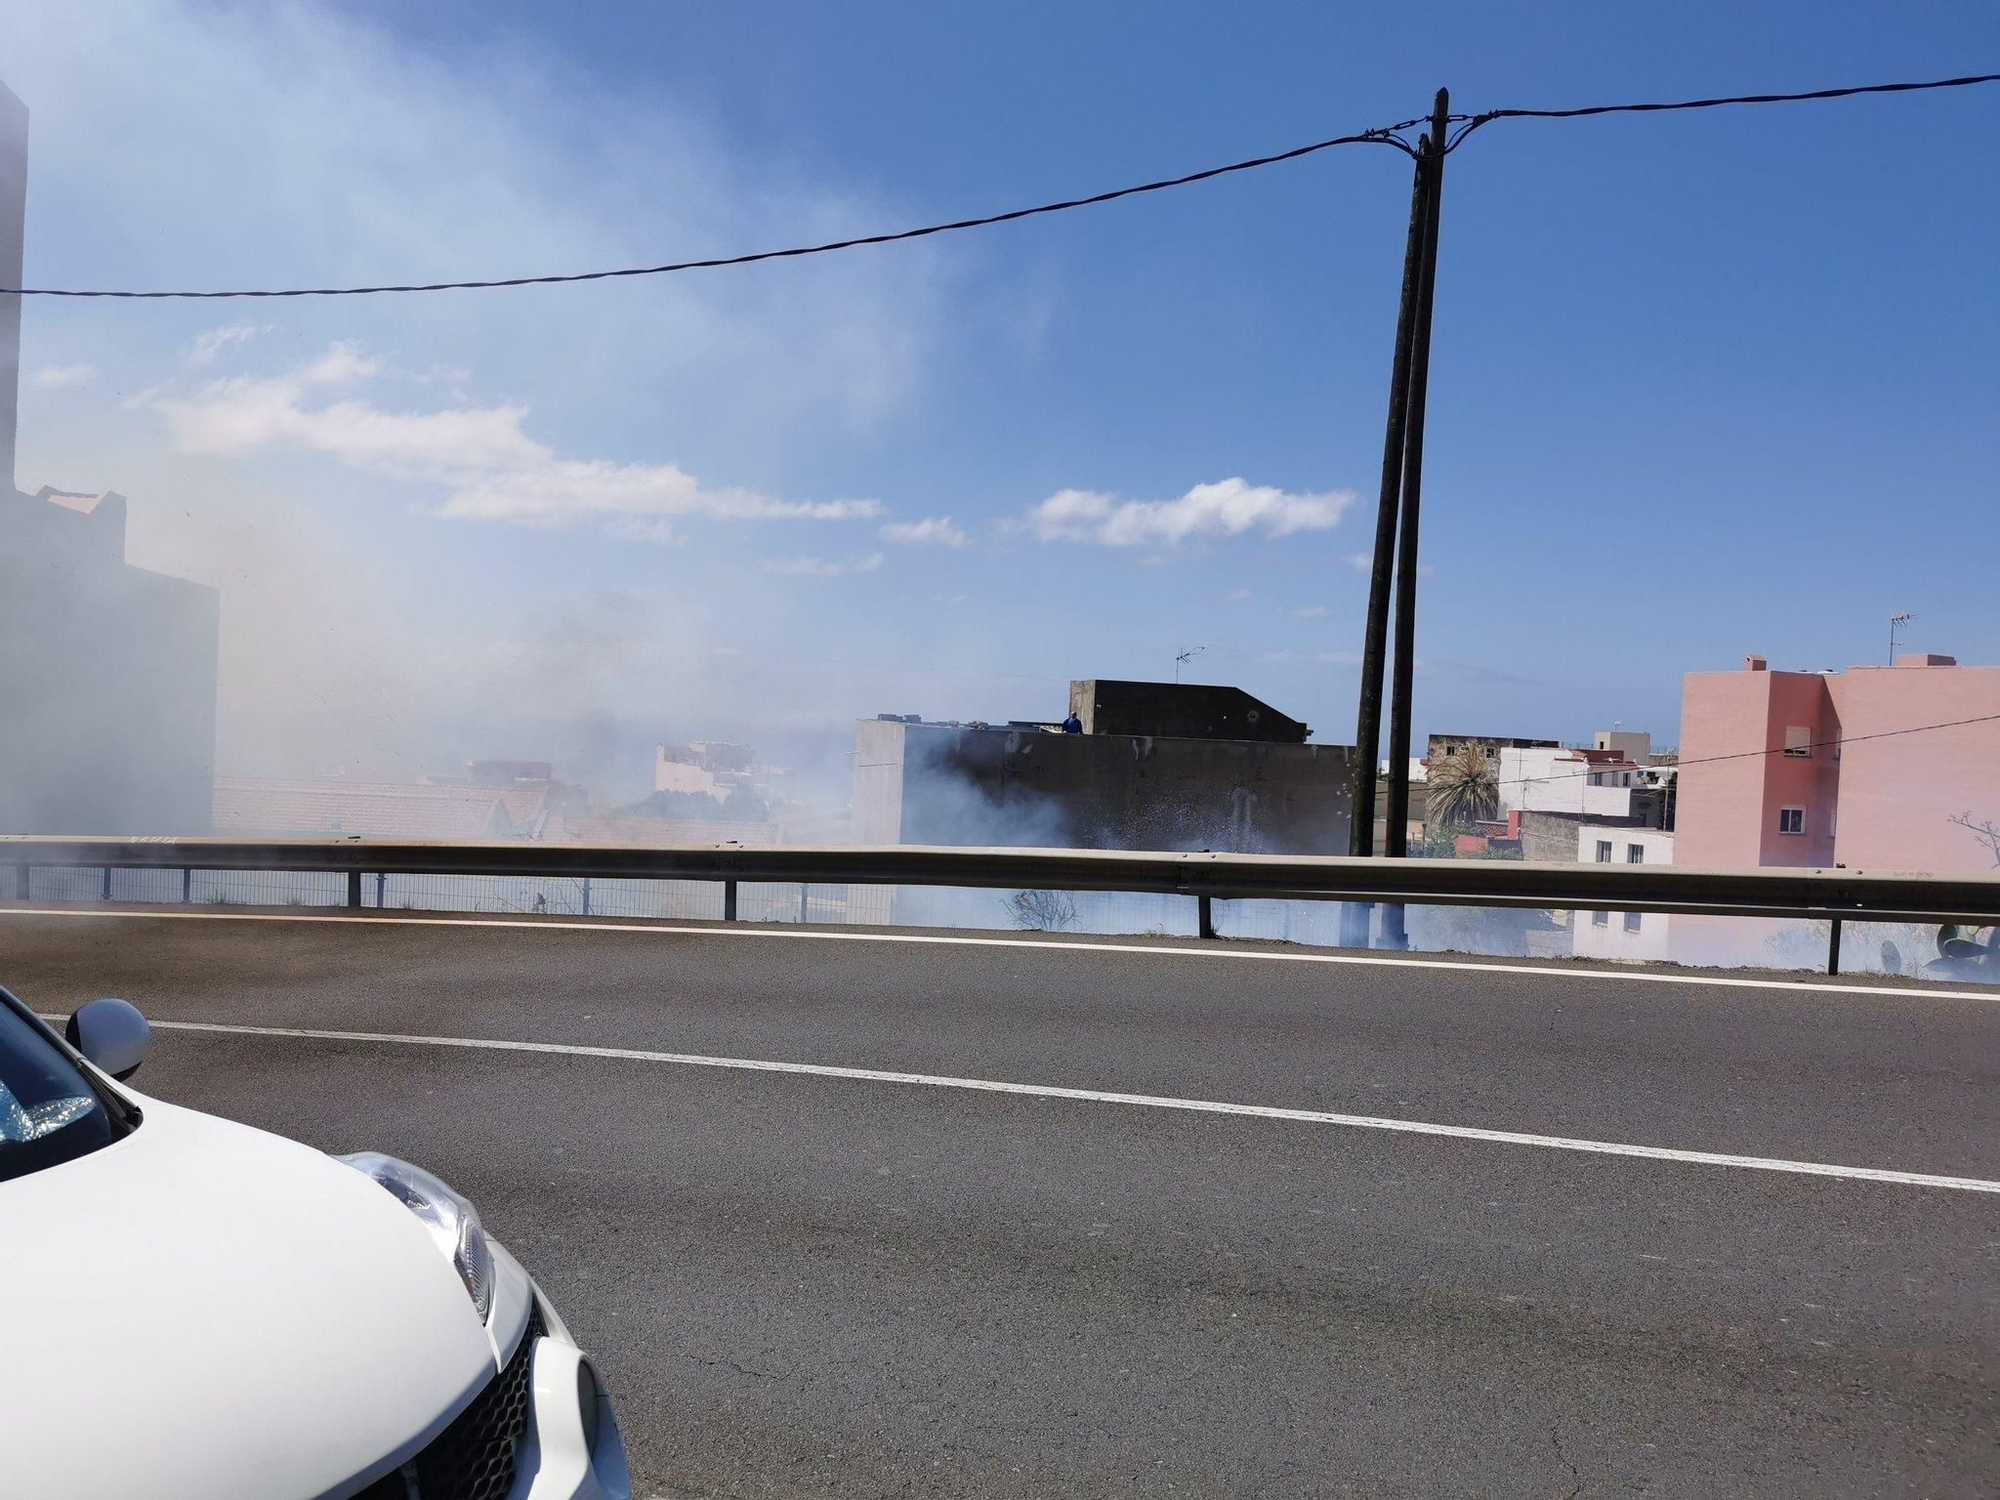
[[338, 1152, 494, 1320]]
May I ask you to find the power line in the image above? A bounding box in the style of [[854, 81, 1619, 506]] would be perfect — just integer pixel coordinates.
[[1449, 70, 2000, 149], [1486, 710, 2000, 792], [2, 70, 1993, 301], [0, 127, 1412, 300]]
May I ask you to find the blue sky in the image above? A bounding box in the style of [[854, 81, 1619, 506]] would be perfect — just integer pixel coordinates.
[[4, 3, 1996, 798]]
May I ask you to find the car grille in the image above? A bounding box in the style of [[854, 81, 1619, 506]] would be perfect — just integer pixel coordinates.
[[353, 1302, 546, 1500]]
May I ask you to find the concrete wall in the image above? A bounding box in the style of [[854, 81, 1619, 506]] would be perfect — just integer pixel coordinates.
[[1069, 680, 1309, 743], [1678, 665, 1839, 869], [1498, 746, 1638, 818], [1593, 730, 1651, 763], [1681, 656, 2000, 876], [852, 720, 1352, 854], [1427, 734, 1558, 764], [1825, 661, 2000, 873], [1517, 809, 1642, 864], [851, 719, 909, 845], [0, 488, 219, 833], [1571, 825, 1674, 961], [653, 758, 719, 796]]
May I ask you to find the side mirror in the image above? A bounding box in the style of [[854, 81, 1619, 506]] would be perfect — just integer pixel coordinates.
[[65, 998, 151, 1082]]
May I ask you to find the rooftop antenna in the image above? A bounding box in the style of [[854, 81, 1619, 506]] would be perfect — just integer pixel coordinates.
[[1888, 611, 1913, 665], [1174, 645, 1204, 684]]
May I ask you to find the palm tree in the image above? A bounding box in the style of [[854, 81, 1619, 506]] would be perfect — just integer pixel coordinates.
[[1425, 746, 1499, 832]]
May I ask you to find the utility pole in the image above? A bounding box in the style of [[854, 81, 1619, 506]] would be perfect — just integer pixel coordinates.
[[1378, 91, 1451, 950], [1343, 89, 1450, 950]]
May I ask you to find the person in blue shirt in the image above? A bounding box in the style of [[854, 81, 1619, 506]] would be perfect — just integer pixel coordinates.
[[1060, 711, 1082, 734]]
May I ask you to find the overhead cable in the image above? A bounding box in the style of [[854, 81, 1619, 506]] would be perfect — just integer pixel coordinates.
[[4, 71, 1994, 300]]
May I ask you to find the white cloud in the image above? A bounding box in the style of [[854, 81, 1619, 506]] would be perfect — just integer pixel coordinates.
[[1025, 478, 1356, 547], [880, 516, 969, 547], [606, 517, 681, 546], [441, 464, 879, 528], [150, 344, 880, 534], [1224, 587, 1253, 603], [1288, 605, 1327, 619], [33, 363, 99, 388], [187, 322, 265, 366], [763, 552, 884, 577]]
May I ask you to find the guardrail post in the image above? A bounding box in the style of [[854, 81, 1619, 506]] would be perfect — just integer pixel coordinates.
[[580, 878, 592, 917], [182, 867, 193, 903], [1826, 917, 1843, 976], [346, 870, 362, 909], [375, 872, 387, 907], [798, 882, 809, 923], [1197, 894, 1216, 940], [724, 879, 739, 921], [101, 866, 112, 901]]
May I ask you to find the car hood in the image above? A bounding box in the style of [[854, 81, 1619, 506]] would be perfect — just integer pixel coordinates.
[[0, 1096, 500, 1500]]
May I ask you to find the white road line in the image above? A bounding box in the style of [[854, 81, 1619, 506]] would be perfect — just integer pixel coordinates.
[[4, 902, 1998, 1005], [150, 1018, 2000, 1194]]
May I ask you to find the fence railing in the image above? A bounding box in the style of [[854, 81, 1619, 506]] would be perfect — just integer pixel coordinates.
[[4, 835, 1999, 976]]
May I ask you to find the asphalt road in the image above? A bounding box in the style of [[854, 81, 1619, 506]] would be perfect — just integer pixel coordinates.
[[4, 905, 1996, 1497]]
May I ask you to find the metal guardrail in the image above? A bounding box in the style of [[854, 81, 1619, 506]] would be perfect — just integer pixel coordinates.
[[3, 836, 1998, 975]]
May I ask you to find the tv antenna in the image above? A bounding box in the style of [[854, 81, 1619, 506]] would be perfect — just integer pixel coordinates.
[[1888, 611, 1913, 665], [1174, 646, 1205, 684]]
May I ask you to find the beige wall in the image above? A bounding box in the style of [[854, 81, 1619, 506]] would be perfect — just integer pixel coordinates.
[[1678, 668, 1837, 868], [1679, 657, 2000, 877], [1826, 663, 2000, 873]]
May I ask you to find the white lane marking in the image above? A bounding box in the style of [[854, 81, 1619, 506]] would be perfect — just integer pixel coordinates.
[[3, 902, 1997, 1005], [150, 1018, 2000, 1194]]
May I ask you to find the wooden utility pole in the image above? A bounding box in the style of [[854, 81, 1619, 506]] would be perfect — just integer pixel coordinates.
[[1377, 91, 1451, 948], [1344, 89, 1450, 950]]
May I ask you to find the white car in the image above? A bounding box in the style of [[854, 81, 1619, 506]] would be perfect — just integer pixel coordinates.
[[0, 986, 631, 1500]]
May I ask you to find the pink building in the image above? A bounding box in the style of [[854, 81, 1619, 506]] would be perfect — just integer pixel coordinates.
[[1677, 652, 2000, 875]]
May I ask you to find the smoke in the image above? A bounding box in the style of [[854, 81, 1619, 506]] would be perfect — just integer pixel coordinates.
[[881, 724, 1353, 855], [0, 0, 1005, 824]]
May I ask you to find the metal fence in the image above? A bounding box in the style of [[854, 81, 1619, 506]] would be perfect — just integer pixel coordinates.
[[4, 836, 1998, 982]]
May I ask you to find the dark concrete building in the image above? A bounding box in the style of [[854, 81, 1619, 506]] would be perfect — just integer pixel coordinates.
[[1068, 680, 1310, 744], [0, 81, 220, 834], [853, 682, 1351, 854]]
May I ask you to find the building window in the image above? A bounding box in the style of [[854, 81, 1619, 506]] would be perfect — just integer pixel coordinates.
[[1595, 840, 1612, 863], [1591, 909, 1609, 927], [1484, 747, 1498, 759], [1623, 910, 1643, 934], [1627, 844, 1644, 864], [1779, 806, 1806, 835], [1784, 725, 1812, 758]]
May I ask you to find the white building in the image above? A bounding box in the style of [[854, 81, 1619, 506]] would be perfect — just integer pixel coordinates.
[[1571, 825, 1674, 962], [1497, 744, 1644, 817]]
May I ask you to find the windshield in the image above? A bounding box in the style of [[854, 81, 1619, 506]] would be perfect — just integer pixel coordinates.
[[0, 995, 131, 1183]]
